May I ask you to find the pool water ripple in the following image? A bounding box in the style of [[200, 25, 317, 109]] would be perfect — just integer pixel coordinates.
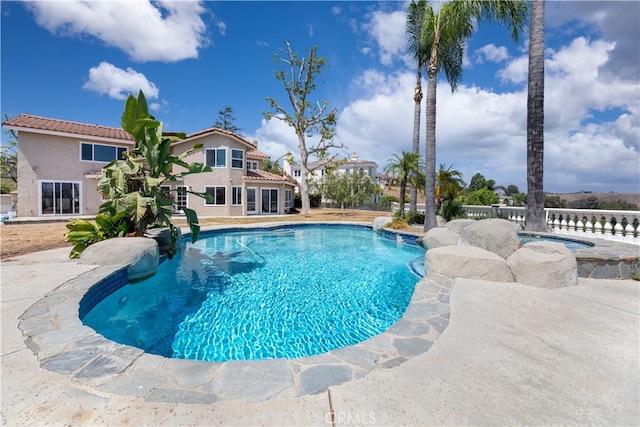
[[83, 225, 425, 361]]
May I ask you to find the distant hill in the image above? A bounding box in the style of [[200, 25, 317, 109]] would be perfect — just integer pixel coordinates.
[[549, 192, 639, 206]]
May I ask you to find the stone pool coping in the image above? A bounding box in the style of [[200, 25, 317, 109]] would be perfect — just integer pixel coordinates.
[[18, 222, 451, 404]]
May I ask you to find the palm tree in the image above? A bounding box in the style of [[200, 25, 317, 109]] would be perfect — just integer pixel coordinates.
[[526, 0, 546, 231], [419, 0, 528, 231], [406, 0, 429, 212], [384, 151, 424, 218], [435, 163, 465, 212]]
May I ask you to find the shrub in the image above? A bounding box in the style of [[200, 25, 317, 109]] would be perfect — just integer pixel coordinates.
[[405, 210, 425, 225], [380, 195, 400, 210], [440, 200, 466, 221]]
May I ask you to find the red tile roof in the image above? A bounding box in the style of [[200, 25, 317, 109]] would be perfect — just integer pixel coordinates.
[[242, 169, 296, 185], [2, 113, 132, 141], [247, 149, 270, 159], [185, 126, 257, 148], [2, 114, 257, 148]]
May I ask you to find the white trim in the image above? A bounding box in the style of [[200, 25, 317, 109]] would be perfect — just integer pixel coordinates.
[[205, 148, 227, 168], [260, 187, 279, 214], [79, 141, 127, 163], [38, 180, 83, 216], [231, 186, 243, 206], [231, 148, 245, 170], [246, 187, 257, 214], [204, 185, 227, 206]]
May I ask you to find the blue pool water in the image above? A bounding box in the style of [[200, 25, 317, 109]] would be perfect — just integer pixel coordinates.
[[82, 225, 424, 361], [518, 233, 594, 250]]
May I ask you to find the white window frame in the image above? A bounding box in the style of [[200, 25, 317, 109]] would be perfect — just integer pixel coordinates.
[[284, 189, 293, 210], [176, 185, 188, 210], [38, 180, 82, 216], [246, 187, 257, 214], [231, 149, 244, 170], [80, 142, 127, 163], [261, 188, 279, 214], [248, 161, 259, 170], [204, 186, 226, 206], [205, 148, 227, 168], [231, 186, 242, 206]]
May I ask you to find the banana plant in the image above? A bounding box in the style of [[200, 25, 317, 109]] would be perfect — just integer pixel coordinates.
[[69, 91, 212, 259]]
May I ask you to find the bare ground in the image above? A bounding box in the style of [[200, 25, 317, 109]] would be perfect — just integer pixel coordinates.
[[0, 209, 388, 260]]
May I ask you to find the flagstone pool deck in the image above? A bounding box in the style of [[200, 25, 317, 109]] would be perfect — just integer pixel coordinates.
[[1, 236, 639, 425]]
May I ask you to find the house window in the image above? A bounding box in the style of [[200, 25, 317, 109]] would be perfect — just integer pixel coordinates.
[[284, 189, 293, 210], [261, 188, 278, 213], [205, 148, 226, 168], [204, 186, 226, 205], [231, 149, 244, 169], [294, 169, 301, 177], [232, 186, 242, 205], [40, 181, 81, 215], [81, 142, 127, 162], [176, 186, 188, 210], [248, 161, 259, 170]]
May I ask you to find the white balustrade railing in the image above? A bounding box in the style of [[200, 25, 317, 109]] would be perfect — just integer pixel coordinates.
[[389, 202, 640, 245]]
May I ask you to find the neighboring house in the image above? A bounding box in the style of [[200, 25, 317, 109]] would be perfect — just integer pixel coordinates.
[[2, 114, 296, 218], [283, 151, 380, 188]]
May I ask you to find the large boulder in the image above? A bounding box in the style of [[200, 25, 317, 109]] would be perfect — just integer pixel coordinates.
[[80, 237, 159, 281], [426, 246, 513, 282], [444, 219, 475, 234], [457, 218, 521, 259], [422, 227, 459, 250], [507, 241, 578, 288]]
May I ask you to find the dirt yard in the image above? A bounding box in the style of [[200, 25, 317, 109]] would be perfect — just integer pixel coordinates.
[[0, 209, 389, 260]]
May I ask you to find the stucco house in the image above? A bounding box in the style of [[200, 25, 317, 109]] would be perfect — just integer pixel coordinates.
[[283, 151, 381, 187], [2, 114, 296, 218]]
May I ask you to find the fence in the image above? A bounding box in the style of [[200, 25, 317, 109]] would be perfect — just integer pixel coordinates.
[[390, 202, 640, 245]]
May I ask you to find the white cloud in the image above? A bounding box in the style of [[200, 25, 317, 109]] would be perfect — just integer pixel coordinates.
[[497, 56, 528, 84], [82, 62, 159, 100], [363, 9, 407, 66], [26, 0, 209, 62], [252, 29, 639, 193], [475, 44, 509, 63]]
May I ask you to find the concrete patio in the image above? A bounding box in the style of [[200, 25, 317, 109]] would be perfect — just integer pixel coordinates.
[[1, 245, 638, 426]]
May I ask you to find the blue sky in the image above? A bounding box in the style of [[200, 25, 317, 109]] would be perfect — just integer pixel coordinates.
[[2, 1, 639, 194]]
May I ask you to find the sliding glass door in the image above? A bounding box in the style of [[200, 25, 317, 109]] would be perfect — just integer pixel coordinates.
[[40, 181, 81, 215]]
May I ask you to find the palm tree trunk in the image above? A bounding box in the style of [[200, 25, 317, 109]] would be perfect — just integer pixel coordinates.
[[526, 0, 545, 231], [400, 179, 407, 218], [423, 63, 438, 231], [409, 72, 422, 212]]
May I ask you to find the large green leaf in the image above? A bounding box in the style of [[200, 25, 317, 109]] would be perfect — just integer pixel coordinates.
[[182, 207, 201, 243]]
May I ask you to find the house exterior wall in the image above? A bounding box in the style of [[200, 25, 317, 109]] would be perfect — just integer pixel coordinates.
[[173, 134, 250, 216], [16, 132, 131, 216], [8, 118, 293, 218]]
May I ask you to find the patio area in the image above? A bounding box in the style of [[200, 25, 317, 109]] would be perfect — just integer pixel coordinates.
[[1, 243, 638, 425]]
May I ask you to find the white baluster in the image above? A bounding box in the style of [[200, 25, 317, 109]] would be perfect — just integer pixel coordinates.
[[624, 223, 635, 239], [614, 222, 624, 237], [576, 218, 585, 233], [584, 219, 594, 235], [594, 221, 602, 235], [604, 221, 613, 236]]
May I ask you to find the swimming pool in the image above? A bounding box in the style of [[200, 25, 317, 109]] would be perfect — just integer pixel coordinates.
[[82, 225, 424, 361]]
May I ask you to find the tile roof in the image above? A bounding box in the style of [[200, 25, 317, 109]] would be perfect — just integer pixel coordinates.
[[185, 127, 257, 148], [2, 114, 257, 149], [242, 169, 296, 184], [247, 149, 270, 159], [2, 113, 132, 141]]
